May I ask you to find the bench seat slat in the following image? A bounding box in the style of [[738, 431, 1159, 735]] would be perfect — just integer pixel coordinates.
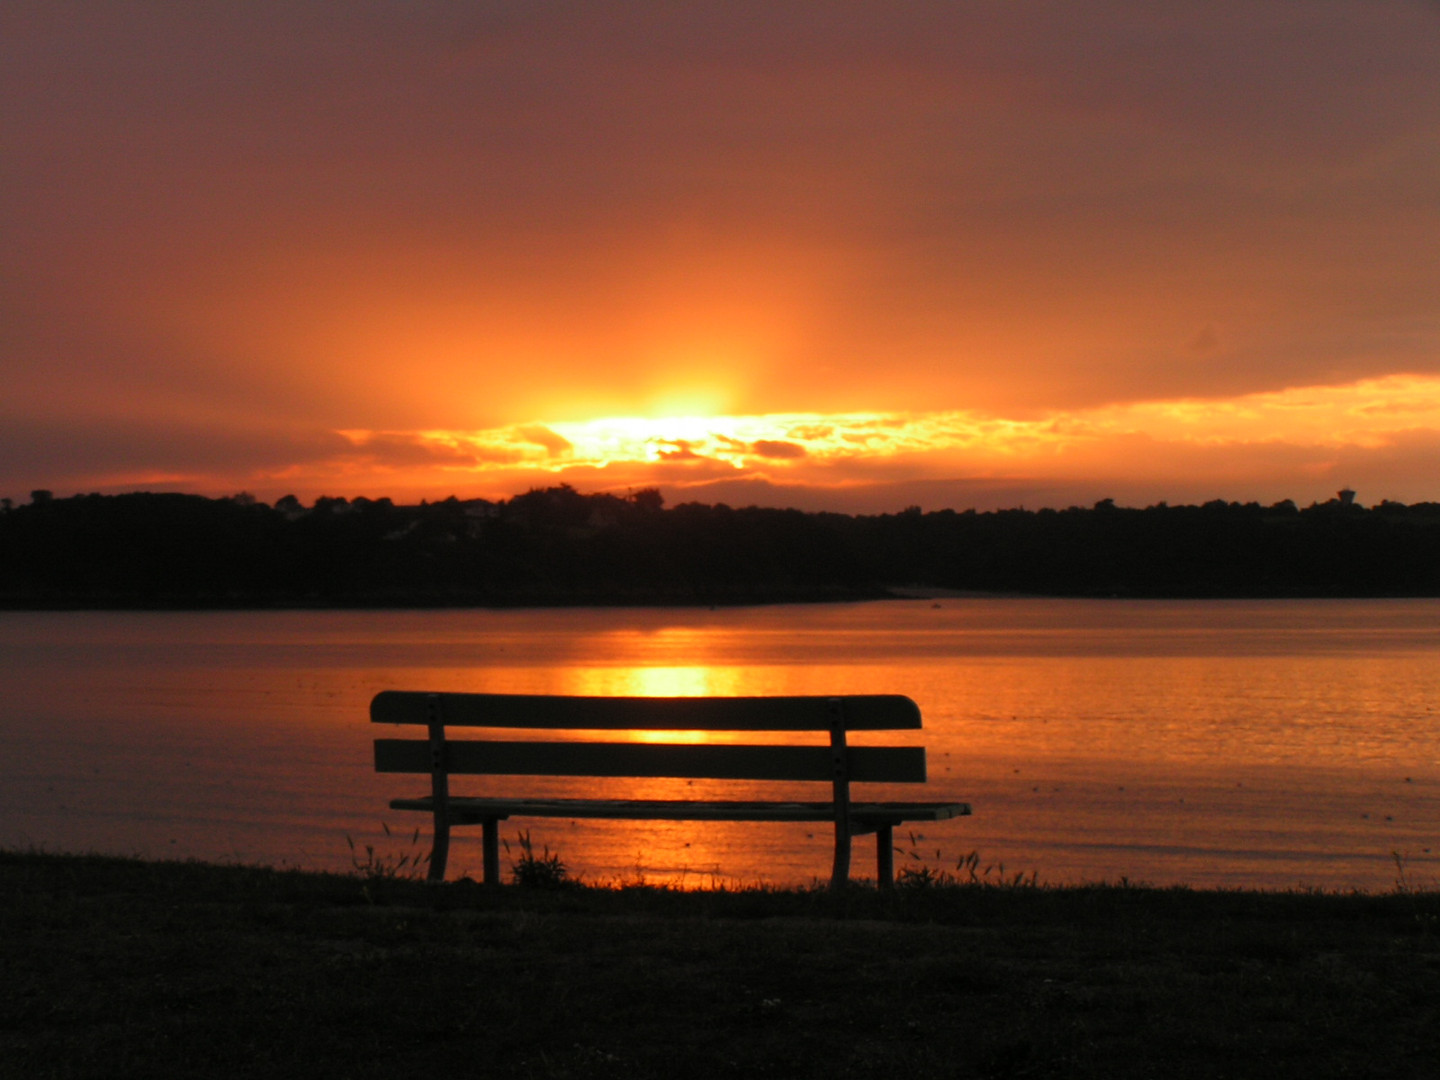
[[374, 738, 927, 783], [389, 796, 971, 825], [371, 691, 922, 731]]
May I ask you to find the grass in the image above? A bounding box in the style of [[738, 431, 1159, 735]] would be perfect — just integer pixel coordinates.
[[504, 829, 570, 888], [346, 822, 430, 880], [3, 848, 1439, 1079]]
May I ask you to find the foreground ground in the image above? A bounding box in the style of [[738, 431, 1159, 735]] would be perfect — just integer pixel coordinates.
[[3, 852, 1439, 1079]]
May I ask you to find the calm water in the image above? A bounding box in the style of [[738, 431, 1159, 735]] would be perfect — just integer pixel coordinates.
[[2, 599, 1437, 890]]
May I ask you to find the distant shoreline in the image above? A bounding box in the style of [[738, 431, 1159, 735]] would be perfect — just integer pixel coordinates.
[[5, 487, 1439, 607], [0, 585, 895, 612], [5, 586, 1439, 612]]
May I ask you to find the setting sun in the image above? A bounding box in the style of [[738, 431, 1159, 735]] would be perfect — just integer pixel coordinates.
[[310, 372, 1440, 510]]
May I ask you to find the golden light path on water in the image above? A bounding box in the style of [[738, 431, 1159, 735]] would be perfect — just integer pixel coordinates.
[[1, 601, 1437, 891]]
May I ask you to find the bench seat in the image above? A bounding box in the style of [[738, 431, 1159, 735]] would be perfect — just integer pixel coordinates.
[[390, 796, 969, 826]]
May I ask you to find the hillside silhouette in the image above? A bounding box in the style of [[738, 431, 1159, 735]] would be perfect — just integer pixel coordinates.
[[2, 486, 1437, 607]]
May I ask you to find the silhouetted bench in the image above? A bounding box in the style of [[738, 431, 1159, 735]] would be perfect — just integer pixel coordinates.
[[371, 691, 970, 889]]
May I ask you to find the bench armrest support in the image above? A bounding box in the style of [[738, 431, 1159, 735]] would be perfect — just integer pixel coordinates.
[[829, 698, 851, 890], [427, 694, 451, 882]]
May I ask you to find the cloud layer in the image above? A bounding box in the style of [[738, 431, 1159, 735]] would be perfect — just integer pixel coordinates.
[[4, 2, 1438, 509]]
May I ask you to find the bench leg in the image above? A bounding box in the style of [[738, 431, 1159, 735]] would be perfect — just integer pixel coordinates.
[[427, 817, 451, 883], [830, 819, 852, 891], [877, 824, 894, 890], [483, 818, 501, 886]]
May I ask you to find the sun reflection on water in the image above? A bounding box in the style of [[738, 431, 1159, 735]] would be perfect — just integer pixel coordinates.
[[5, 601, 1439, 890]]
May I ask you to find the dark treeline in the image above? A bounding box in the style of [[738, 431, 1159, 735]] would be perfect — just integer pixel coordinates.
[[2, 485, 1438, 607]]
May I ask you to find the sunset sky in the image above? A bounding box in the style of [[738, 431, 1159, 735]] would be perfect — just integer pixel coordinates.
[[4, 2, 1439, 512]]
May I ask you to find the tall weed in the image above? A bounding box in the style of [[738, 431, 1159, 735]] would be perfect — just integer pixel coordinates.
[[504, 830, 569, 888], [345, 822, 429, 881], [895, 833, 1039, 890]]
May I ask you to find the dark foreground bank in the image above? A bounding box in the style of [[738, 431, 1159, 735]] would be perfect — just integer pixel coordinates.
[[4, 852, 1438, 1080]]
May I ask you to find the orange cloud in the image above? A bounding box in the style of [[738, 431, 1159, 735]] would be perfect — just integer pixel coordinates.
[[270, 374, 1437, 509], [750, 440, 808, 460]]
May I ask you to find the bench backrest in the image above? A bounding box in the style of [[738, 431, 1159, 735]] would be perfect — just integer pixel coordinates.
[[371, 691, 927, 784]]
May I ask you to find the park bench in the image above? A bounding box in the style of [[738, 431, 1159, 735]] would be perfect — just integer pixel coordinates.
[[371, 691, 970, 889]]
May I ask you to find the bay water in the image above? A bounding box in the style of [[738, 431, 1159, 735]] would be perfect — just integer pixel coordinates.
[[2, 599, 1436, 890]]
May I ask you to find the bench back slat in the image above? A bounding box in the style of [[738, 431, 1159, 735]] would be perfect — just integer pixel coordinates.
[[371, 691, 921, 731], [374, 739, 927, 783]]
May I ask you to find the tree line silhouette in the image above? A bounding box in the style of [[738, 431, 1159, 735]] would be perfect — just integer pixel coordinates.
[[2, 485, 1437, 607]]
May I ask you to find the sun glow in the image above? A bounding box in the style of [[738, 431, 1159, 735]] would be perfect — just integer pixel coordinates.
[[340, 374, 1440, 472], [310, 374, 1440, 505]]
